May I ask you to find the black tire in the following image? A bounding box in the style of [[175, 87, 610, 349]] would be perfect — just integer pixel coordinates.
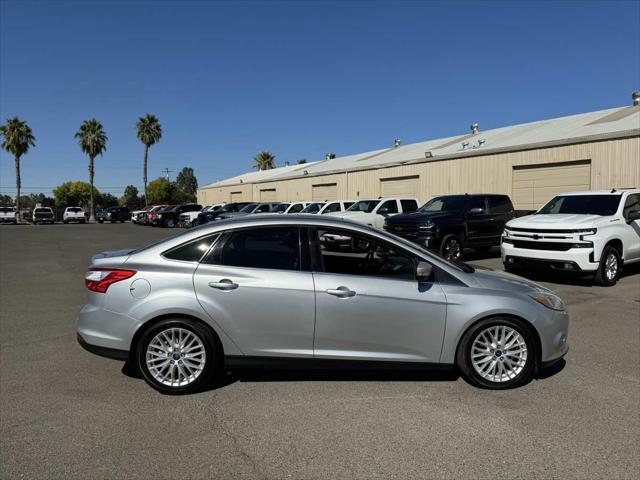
[[81, 220, 86, 224], [98, 220, 104, 224], [63, 220, 68, 224], [440, 234, 464, 261], [593, 245, 622, 287], [120, 219, 125, 223], [167, 218, 176, 228], [456, 316, 536, 390], [136, 318, 219, 394]]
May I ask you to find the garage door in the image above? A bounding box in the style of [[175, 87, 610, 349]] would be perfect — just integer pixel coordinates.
[[259, 188, 276, 202], [380, 175, 419, 197], [512, 161, 591, 210], [230, 191, 243, 202], [312, 183, 337, 201]]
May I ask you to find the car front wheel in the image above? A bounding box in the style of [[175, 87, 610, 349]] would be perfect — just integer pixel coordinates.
[[457, 317, 536, 389], [137, 319, 218, 394], [440, 234, 464, 261], [594, 245, 622, 286]]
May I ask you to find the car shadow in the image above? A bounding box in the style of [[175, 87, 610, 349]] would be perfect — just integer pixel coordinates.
[[462, 246, 502, 261], [123, 359, 566, 394]]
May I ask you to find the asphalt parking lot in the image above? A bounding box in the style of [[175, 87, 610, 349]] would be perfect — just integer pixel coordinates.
[[1, 223, 638, 479]]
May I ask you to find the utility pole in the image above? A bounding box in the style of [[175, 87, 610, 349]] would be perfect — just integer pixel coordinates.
[[162, 168, 173, 181]]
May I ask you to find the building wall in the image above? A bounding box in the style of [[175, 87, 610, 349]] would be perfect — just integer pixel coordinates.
[[198, 136, 640, 209]]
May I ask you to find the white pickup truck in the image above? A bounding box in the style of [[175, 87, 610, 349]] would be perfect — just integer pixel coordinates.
[[327, 197, 420, 229], [502, 189, 640, 286], [63, 206, 86, 223], [0, 206, 18, 224]]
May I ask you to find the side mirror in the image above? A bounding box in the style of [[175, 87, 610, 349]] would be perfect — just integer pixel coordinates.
[[467, 207, 484, 216], [415, 261, 433, 282], [627, 210, 640, 222]]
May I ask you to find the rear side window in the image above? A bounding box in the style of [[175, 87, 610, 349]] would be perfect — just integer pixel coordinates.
[[204, 227, 300, 271], [400, 200, 418, 213], [623, 194, 640, 219], [163, 235, 219, 262], [487, 196, 513, 214], [467, 196, 487, 211]]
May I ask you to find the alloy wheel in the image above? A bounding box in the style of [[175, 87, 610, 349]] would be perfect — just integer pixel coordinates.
[[443, 238, 461, 261], [145, 327, 207, 387], [605, 253, 618, 281], [470, 325, 528, 383]]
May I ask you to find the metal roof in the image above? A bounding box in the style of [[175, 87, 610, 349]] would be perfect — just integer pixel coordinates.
[[204, 105, 640, 188]]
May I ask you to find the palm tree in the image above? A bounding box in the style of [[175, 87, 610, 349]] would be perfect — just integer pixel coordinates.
[[75, 119, 107, 222], [135, 114, 162, 205], [253, 150, 276, 171], [0, 117, 35, 222]]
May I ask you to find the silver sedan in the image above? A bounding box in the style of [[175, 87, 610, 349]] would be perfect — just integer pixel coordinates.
[[77, 215, 569, 393]]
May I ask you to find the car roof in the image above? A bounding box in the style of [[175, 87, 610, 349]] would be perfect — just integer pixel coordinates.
[[556, 189, 640, 196]]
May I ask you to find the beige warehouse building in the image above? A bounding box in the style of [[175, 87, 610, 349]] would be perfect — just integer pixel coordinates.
[[198, 96, 640, 211]]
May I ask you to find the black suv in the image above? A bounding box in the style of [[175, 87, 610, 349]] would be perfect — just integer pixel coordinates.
[[384, 194, 515, 261], [97, 206, 130, 223], [155, 204, 202, 228], [197, 202, 251, 224]]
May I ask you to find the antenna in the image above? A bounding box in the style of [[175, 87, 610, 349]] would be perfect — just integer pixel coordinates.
[[162, 168, 173, 181]]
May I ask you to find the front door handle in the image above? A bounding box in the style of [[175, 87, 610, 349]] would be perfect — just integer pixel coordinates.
[[326, 286, 356, 298], [209, 279, 238, 290]]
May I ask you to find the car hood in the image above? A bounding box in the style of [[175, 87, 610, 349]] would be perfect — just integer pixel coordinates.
[[90, 248, 137, 266], [468, 265, 552, 295], [218, 212, 249, 219], [387, 211, 452, 223], [507, 213, 602, 229]]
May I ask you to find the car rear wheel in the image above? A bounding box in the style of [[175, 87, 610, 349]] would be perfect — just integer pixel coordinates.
[[137, 319, 218, 394], [457, 317, 535, 389], [440, 234, 463, 261], [167, 218, 176, 228], [594, 245, 621, 286]]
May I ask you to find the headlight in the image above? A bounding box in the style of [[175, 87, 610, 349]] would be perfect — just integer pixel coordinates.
[[418, 221, 435, 231], [158, 214, 163, 219], [530, 291, 565, 311], [575, 228, 597, 235]]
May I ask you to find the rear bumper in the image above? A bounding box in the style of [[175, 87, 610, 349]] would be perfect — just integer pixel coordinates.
[[0, 218, 17, 223], [77, 333, 128, 360], [77, 303, 140, 352], [501, 243, 599, 272]]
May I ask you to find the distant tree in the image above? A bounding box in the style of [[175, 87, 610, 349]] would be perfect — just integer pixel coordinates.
[[297, 159, 307, 164], [175, 167, 198, 201], [0, 117, 36, 222], [120, 185, 141, 207], [0, 194, 13, 206], [29, 193, 55, 207], [146, 177, 172, 204], [53, 181, 100, 207], [75, 119, 107, 221], [98, 192, 119, 208], [253, 150, 276, 171], [135, 114, 162, 205]]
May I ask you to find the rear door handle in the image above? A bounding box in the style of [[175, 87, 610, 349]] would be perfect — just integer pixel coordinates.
[[209, 279, 238, 290], [326, 286, 356, 298]]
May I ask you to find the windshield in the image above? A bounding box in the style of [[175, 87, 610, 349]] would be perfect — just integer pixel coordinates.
[[537, 194, 622, 216], [347, 200, 379, 213], [271, 203, 290, 213], [239, 203, 258, 213], [301, 203, 324, 213], [35, 208, 52, 213], [419, 195, 467, 213], [67, 207, 82, 212], [0, 207, 14, 212]]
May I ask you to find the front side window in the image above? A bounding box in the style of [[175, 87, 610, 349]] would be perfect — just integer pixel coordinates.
[[313, 229, 416, 280], [378, 200, 398, 214], [254, 204, 272, 213], [419, 196, 467, 213], [239, 203, 258, 213], [400, 200, 418, 213], [204, 227, 300, 271], [347, 200, 379, 213], [163, 235, 219, 262], [537, 195, 622, 216], [623, 194, 640, 219], [271, 203, 289, 213], [467, 196, 487, 212], [289, 203, 304, 213], [323, 202, 341, 213]]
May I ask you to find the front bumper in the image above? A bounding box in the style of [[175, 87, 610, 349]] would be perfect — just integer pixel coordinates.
[[537, 308, 570, 365], [384, 228, 442, 249], [501, 242, 599, 272]]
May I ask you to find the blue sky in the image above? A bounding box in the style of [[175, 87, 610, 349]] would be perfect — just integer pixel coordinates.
[[1, 0, 638, 198]]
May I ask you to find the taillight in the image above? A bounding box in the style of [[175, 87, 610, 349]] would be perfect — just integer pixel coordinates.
[[85, 269, 136, 293]]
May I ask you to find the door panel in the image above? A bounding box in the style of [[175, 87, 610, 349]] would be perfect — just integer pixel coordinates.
[[312, 273, 447, 362], [193, 264, 316, 357]]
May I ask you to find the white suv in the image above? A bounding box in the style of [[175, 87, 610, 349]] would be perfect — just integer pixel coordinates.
[[502, 189, 640, 286], [63, 206, 86, 223], [328, 197, 420, 229]]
